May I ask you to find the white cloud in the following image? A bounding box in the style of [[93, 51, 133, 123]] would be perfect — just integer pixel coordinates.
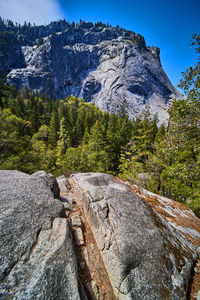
[[0, 0, 64, 25]]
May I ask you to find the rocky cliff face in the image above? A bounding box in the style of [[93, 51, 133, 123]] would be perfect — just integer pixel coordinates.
[[0, 170, 199, 299], [0, 19, 181, 123], [0, 170, 82, 300], [72, 173, 199, 300]]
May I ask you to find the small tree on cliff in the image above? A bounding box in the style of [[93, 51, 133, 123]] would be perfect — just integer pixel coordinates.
[[178, 34, 200, 101]]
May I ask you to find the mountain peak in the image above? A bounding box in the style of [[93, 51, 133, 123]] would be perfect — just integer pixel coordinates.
[[0, 17, 181, 124]]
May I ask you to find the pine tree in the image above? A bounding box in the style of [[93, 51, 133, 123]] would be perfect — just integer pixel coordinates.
[[0, 108, 30, 171], [119, 109, 158, 185], [56, 117, 71, 169], [31, 124, 56, 172], [178, 34, 200, 101], [73, 106, 85, 146], [49, 106, 60, 147], [0, 70, 12, 110], [86, 120, 110, 172]]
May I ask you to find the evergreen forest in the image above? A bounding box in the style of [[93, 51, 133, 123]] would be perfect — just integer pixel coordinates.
[[0, 35, 199, 218]]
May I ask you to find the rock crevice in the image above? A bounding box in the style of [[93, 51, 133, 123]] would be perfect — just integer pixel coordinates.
[[0, 170, 199, 299], [58, 175, 116, 299], [0, 170, 80, 300], [71, 172, 199, 300]]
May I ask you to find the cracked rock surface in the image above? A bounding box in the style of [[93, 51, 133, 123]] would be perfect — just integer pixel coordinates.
[[0, 170, 80, 300], [72, 172, 198, 300], [1, 170, 199, 300]]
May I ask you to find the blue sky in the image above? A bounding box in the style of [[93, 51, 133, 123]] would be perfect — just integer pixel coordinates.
[[0, 0, 199, 91]]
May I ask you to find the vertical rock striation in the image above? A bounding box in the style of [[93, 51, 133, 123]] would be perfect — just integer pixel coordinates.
[[72, 172, 198, 300], [0, 19, 182, 123], [0, 170, 80, 300], [0, 170, 199, 299]]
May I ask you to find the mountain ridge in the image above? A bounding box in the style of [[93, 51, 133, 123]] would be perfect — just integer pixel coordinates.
[[0, 18, 182, 123]]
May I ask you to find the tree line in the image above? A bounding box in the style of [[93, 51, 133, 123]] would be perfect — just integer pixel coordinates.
[[0, 34, 199, 217], [0, 87, 199, 217]]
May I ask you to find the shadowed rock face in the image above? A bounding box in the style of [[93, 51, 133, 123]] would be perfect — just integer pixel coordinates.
[[0, 20, 181, 123], [0, 170, 80, 300], [72, 173, 197, 300]]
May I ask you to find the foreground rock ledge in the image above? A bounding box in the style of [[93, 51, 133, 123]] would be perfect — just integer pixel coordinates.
[[72, 173, 198, 300], [0, 170, 80, 300], [0, 170, 199, 300]]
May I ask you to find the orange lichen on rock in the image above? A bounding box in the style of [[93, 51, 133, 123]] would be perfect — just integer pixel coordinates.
[[116, 178, 200, 300], [118, 179, 200, 247]]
